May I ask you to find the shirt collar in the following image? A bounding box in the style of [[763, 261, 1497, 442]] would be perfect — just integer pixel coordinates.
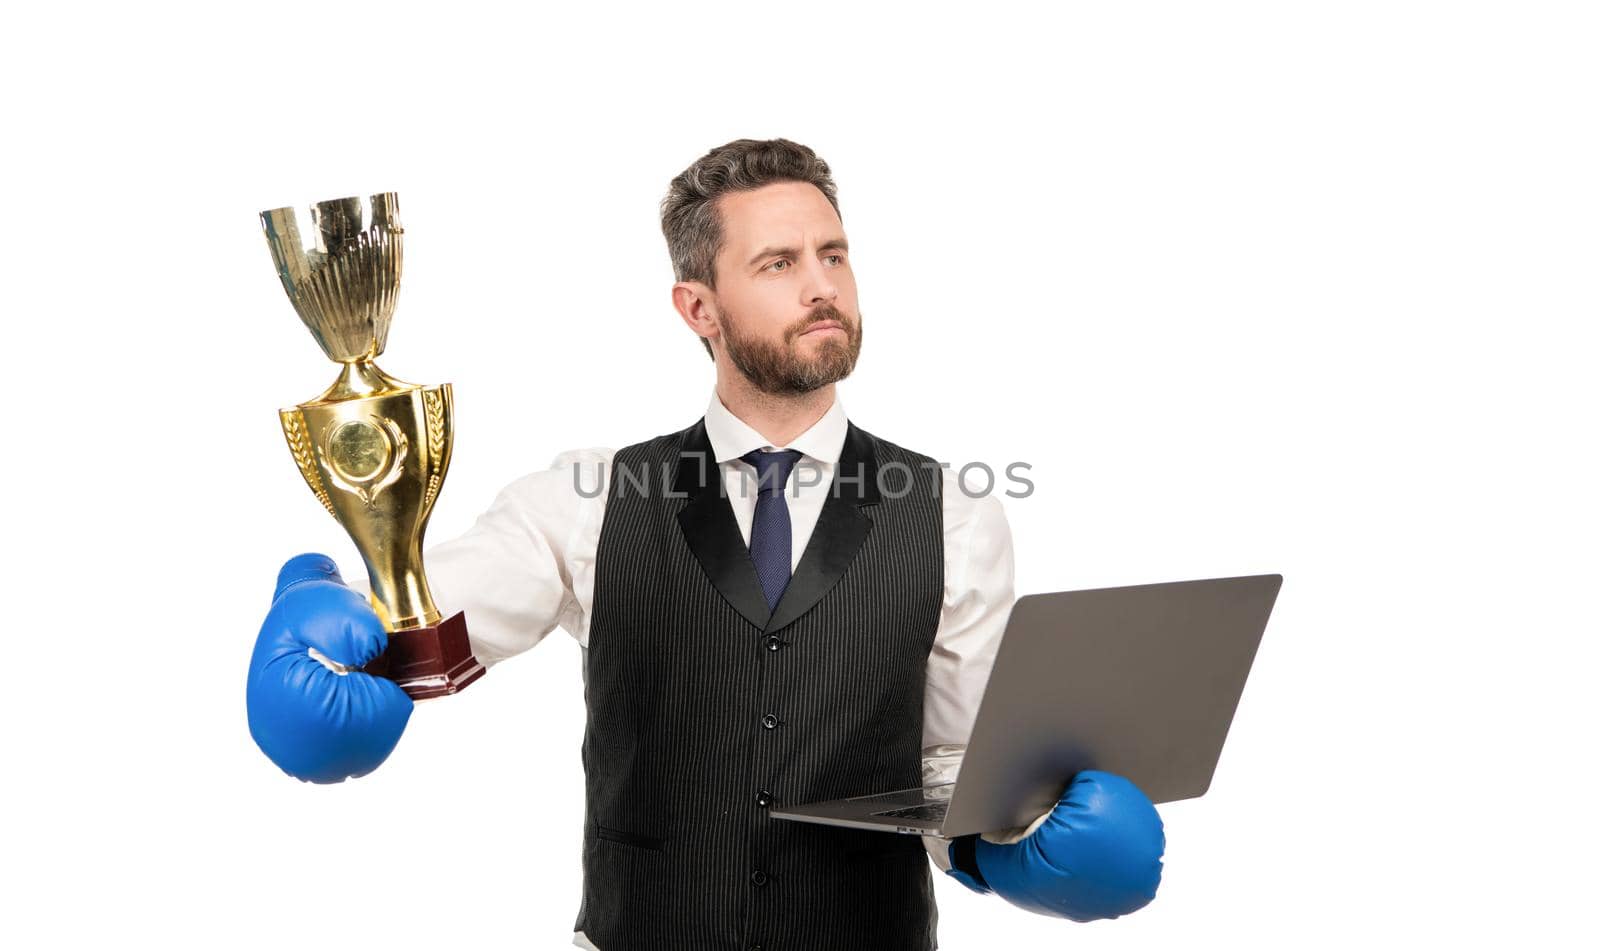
[[703, 389, 848, 465]]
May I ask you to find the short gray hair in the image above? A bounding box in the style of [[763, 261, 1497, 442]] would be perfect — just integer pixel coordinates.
[[661, 138, 842, 359]]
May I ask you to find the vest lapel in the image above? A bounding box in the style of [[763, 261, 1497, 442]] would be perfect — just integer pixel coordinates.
[[674, 419, 772, 630], [674, 417, 883, 634], [765, 420, 880, 634]]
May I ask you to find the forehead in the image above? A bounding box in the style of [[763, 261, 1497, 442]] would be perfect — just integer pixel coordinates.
[[716, 181, 843, 257]]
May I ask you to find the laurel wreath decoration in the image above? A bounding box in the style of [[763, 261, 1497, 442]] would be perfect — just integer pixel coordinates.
[[422, 389, 446, 511], [282, 411, 338, 519]]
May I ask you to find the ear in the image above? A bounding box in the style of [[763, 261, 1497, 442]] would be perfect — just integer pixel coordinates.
[[672, 281, 720, 348]]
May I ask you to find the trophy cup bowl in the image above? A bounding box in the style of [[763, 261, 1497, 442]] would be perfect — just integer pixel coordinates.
[[262, 193, 484, 699]]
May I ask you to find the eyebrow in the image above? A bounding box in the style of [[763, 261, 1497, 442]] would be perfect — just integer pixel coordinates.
[[747, 238, 850, 267]]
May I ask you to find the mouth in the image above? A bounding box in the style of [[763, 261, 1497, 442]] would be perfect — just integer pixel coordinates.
[[800, 321, 845, 336]]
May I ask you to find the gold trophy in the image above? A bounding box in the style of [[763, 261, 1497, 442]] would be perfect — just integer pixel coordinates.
[[262, 193, 484, 700]]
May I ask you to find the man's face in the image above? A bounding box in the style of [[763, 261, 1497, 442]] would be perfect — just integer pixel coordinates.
[[708, 181, 862, 395]]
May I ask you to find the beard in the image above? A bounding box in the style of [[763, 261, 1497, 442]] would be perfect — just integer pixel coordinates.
[[718, 301, 864, 396]]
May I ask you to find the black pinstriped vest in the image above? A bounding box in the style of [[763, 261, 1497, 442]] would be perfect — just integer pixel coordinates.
[[574, 417, 945, 951]]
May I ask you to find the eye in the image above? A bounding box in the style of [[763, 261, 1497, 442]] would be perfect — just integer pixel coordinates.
[[824, 253, 844, 266], [768, 259, 790, 272]]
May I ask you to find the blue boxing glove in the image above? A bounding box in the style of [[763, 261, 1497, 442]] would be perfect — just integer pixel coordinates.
[[246, 553, 414, 783], [947, 770, 1165, 921]]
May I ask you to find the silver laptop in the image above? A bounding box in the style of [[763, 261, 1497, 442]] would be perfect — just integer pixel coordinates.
[[769, 574, 1282, 837]]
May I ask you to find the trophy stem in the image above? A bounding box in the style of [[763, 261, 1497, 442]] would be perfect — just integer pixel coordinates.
[[313, 358, 417, 404], [368, 556, 443, 632]]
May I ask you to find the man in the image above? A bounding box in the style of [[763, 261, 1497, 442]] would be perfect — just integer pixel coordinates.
[[247, 138, 1165, 950]]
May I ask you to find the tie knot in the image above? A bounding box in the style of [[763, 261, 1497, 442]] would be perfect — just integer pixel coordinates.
[[740, 449, 803, 497]]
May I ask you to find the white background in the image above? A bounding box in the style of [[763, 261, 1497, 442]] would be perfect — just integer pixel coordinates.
[[3, 2, 1595, 947]]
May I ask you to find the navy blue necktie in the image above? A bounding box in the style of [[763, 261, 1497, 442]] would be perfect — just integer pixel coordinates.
[[741, 449, 804, 612]]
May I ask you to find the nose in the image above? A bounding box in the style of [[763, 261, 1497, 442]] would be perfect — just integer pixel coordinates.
[[800, 255, 839, 307]]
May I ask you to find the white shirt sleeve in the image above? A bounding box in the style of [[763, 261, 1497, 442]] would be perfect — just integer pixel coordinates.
[[920, 468, 1016, 869], [418, 447, 614, 666]]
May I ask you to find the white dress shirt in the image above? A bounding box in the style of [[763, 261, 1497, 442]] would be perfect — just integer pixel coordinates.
[[414, 391, 1015, 950]]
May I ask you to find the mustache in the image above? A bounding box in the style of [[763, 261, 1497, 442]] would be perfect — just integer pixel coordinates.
[[795, 303, 852, 333]]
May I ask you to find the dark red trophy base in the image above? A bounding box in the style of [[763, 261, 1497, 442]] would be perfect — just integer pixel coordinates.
[[362, 611, 486, 700]]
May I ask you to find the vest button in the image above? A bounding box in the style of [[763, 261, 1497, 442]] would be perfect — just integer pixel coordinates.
[[764, 635, 783, 651], [760, 713, 780, 730], [756, 789, 774, 808], [750, 869, 769, 887]]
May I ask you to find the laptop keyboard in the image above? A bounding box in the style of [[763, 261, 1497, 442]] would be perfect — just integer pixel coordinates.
[[870, 801, 949, 823]]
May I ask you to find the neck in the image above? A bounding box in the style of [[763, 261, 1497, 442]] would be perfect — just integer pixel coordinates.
[[715, 373, 836, 448]]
